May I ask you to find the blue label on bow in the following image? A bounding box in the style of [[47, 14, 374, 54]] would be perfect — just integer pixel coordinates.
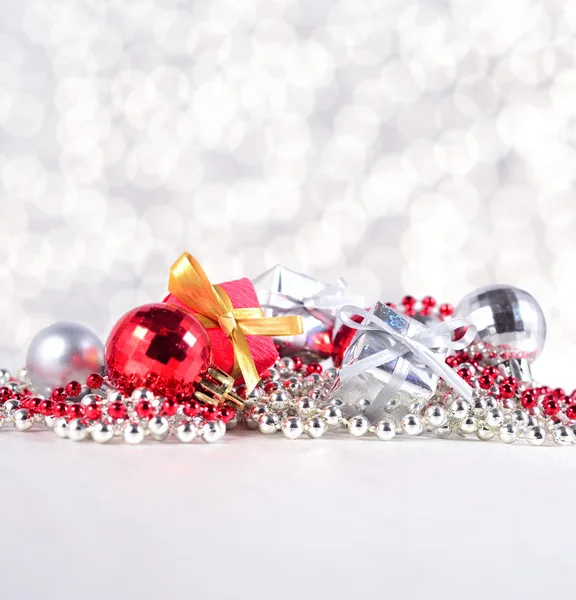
[[376, 304, 406, 332]]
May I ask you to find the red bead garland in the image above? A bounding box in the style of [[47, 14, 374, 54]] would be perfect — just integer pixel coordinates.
[[444, 345, 576, 426]]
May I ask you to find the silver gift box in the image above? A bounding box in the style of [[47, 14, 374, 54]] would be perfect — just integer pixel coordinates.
[[330, 301, 447, 424], [252, 265, 363, 359]]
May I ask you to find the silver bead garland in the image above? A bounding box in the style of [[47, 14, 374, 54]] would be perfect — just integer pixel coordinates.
[[235, 353, 576, 446], [0, 371, 227, 445], [1, 342, 574, 447]]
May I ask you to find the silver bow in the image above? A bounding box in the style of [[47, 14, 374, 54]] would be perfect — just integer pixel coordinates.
[[338, 304, 477, 415], [261, 279, 364, 323]]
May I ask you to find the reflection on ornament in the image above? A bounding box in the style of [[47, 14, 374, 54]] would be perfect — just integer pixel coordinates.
[[105, 303, 212, 398], [26, 322, 105, 397]]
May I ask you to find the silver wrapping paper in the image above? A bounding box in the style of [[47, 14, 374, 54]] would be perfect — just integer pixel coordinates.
[[330, 301, 447, 424], [252, 265, 363, 359]]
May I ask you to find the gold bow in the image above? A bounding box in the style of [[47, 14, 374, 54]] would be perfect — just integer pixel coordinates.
[[168, 252, 303, 392]]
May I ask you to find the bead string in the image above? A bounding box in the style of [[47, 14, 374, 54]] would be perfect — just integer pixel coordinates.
[[1, 295, 573, 446], [0, 371, 233, 444], [239, 296, 575, 446], [240, 351, 573, 446]]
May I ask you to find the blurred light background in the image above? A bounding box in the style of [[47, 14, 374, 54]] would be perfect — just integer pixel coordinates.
[[0, 0, 574, 386]]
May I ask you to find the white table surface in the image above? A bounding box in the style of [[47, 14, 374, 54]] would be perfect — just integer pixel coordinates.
[[1, 425, 574, 600]]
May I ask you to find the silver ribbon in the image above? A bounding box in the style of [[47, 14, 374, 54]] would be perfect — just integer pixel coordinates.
[[261, 279, 364, 323], [338, 305, 477, 413]]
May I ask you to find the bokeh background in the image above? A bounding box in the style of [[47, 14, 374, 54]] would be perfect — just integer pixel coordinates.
[[0, 0, 574, 386]]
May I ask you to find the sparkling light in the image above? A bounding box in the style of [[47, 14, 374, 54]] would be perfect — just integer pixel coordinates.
[[0, 0, 574, 389]]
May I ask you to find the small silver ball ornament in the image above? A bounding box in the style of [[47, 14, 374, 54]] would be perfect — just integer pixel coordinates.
[[305, 416, 326, 438], [281, 416, 303, 439], [68, 418, 89, 441], [124, 422, 145, 445], [148, 416, 170, 441], [26, 322, 105, 397], [13, 409, 33, 431], [92, 421, 114, 444], [526, 425, 546, 446], [499, 423, 519, 444], [177, 421, 198, 443], [375, 419, 396, 441], [476, 425, 494, 441], [0, 368, 10, 385], [202, 419, 226, 443], [348, 415, 369, 437], [54, 417, 69, 438], [258, 413, 279, 434], [401, 414, 423, 436]]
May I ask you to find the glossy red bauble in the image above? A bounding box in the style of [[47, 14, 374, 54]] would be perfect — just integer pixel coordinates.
[[106, 303, 212, 399], [542, 395, 561, 417], [86, 373, 104, 389], [84, 403, 102, 421], [108, 401, 127, 420], [521, 390, 537, 410]]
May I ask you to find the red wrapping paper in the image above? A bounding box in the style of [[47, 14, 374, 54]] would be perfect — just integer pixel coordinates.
[[164, 278, 279, 383]]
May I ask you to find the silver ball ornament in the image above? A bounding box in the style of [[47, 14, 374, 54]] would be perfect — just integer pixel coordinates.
[[281, 416, 303, 439], [0, 368, 10, 385], [54, 417, 69, 438], [458, 415, 478, 436], [499, 423, 519, 444], [296, 397, 316, 416], [148, 416, 170, 441], [258, 412, 279, 434], [455, 285, 546, 361], [401, 414, 423, 436], [348, 415, 369, 437], [321, 405, 342, 428], [68, 418, 89, 441], [375, 419, 396, 441], [123, 422, 145, 445], [3, 399, 20, 416], [425, 404, 447, 428], [553, 425, 574, 446], [485, 408, 504, 428], [305, 416, 327, 439], [526, 425, 546, 446], [202, 419, 226, 443], [13, 409, 33, 431], [434, 423, 452, 438], [26, 322, 105, 397], [449, 398, 470, 421], [92, 421, 114, 444], [177, 421, 198, 443], [476, 425, 494, 441]]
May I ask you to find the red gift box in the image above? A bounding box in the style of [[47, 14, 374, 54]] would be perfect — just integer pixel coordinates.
[[164, 278, 279, 384]]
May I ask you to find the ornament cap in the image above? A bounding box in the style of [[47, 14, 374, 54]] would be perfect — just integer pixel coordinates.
[[194, 367, 245, 411]]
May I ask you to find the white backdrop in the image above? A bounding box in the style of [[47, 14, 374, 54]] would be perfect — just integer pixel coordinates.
[[1, 0, 575, 390], [2, 3, 576, 600]]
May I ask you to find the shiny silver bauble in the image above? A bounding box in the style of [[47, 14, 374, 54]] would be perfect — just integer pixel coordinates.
[[26, 322, 105, 397], [455, 285, 546, 360]]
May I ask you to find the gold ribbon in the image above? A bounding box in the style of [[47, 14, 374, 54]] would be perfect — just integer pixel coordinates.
[[168, 252, 303, 392]]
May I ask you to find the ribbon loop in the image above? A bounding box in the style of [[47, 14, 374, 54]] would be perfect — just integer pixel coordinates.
[[261, 279, 364, 321], [168, 253, 303, 392], [337, 304, 476, 406]]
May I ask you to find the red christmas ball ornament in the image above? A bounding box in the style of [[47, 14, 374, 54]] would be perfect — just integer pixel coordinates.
[[105, 303, 212, 399]]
